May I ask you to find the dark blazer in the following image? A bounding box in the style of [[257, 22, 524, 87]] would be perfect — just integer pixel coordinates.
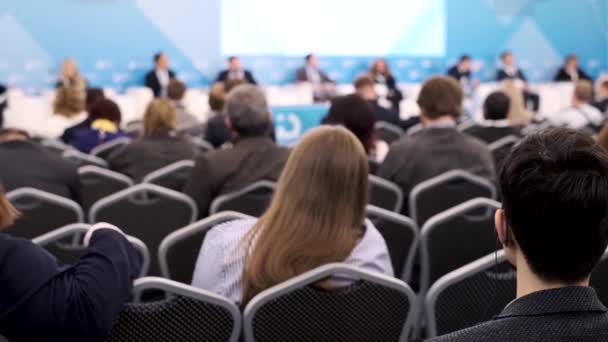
[[497, 68, 528, 82], [447, 66, 471, 82], [108, 132, 199, 182], [378, 128, 495, 215], [183, 136, 290, 217], [373, 74, 404, 108], [144, 69, 176, 97], [61, 118, 90, 144], [0, 84, 6, 128], [216, 70, 257, 85], [0, 229, 141, 341], [465, 125, 522, 144], [0, 140, 82, 204], [204, 114, 232, 148], [368, 100, 401, 127], [295, 67, 333, 83], [554, 67, 591, 82], [427, 286, 608, 341], [594, 98, 608, 114]]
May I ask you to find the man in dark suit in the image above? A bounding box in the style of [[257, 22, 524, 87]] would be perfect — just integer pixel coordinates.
[[497, 51, 540, 112], [378, 77, 495, 215], [465, 91, 522, 144], [216, 56, 257, 85], [0, 83, 6, 128], [144, 52, 176, 98], [184, 84, 289, 217], [554, 54, 592, 82], [0, 129, 82, 204], [295, 54, 335, 102], [447, 55, 473, 84], [429, 128, 608, 341]]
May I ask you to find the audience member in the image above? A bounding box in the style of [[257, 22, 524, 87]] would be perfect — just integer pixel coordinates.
[[551, 80, 604, 132], [0, 83, 6, 128], [429, 128, 608, 341], [0, 184, 141, 341], [465, 91, 522, 144], [108, 99, 198, 182], [144, 52, 176, 98], [369, 58, 403, 111], [502, 81, 532, 125], [42, 86, 87, 139], [497, 51, 540, 112], [216, 56, 257, 85], [60, 88, 106, 144], [378, 76, 494, 214], [167, 79, 199, 131], [0, 129, 82, 203], [184, 84, 289, 216], [323, 93, 389, 162], [191, 126, 393, 304], [296, 54, 335, 102], [354, 75, 399, 126], [70, 99, 130, 153], [554, 54, 591, 82], [56, 58, 87, 89], [593, 80, 608, 114], [203, 82, 233, 148]]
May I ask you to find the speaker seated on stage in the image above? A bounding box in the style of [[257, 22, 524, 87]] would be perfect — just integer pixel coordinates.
[[216, 56, 257, 86], [554, 54, 592, 83], [496, 51, 540, 112], [144, 52, 176, 98], [295, 54, 336, 102]]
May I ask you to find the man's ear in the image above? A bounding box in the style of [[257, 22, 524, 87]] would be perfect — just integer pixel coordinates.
[[495, 209, 508, 246]]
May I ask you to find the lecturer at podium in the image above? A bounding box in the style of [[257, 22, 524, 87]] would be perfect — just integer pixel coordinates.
[[296, 54, 335, 102], [216, 56, 257, 85]]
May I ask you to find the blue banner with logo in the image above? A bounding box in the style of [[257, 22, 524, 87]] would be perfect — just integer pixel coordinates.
[[272, 105, 328, 146]]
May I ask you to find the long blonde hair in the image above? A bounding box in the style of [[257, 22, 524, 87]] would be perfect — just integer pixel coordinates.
[[501, 81, 531, 125], [53, 86, 85, 118], [143, 99, 177, 136], [241, 126, 369, 305]]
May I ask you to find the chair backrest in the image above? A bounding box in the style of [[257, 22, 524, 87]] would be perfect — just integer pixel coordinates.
[[40, 139, 74, 155], [366, 205, 418, 282], [141, 160, 195, 192], [90, 137, 132, 159], [32, 223, 150, 277], [106, 277, 241, 342], [369, 175, 404, 213], [5, 188, 84, 239], [89, 184, 197, 276], [63, 149, 109, 168], [375, 121, 404, 144], [590, 248, 608, 307], [420, 197, 502, 293], [159, 211, 252, 284], [188, 136, 214, 153], [425, 251, 516, 338], [243, 263, 417, 342], [488, 135, 520, 168], [209, 181, 276, 217], [409, 169, 497, 226], [368, 159, 380, 175], [78, 166, 134, 213]]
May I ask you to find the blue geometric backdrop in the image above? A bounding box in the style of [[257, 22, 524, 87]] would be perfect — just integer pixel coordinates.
[[0, 0, 606, 94]]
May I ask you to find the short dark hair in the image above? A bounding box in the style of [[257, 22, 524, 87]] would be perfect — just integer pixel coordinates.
[[353, 75, 375, 90], [566, 54, 578, 62], [323, 94, 376, 154], [459, 55, 471, 63], [417, 76, 463, 120], [500, 128, 608, 283], [601, 80, 608, 89], [227, 56, 238, 63], [167, 79, 186, 101], [305, 54, 314, 62], [85, 88, 105, 112], [501, 51, 512, 60], [208, 82, 226, 112], [483, 91, 510, 120], [89, 98, 122, 123], [154, 52, 163, 63]]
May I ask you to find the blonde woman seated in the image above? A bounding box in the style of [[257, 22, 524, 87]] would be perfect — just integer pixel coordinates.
[[40, 86, 87, 139], [191, 126, 393, 305]]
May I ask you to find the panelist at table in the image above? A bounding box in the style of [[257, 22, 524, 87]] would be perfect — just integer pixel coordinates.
[[296, 54, 335, 102], [144, 52, 176, 98], [554, 54, 591, 82], [216, 56, 257, 85], [497, 51, 540, 112]]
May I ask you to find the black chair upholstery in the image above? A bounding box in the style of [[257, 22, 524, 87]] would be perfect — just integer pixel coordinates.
[[63, 150, 108, 168], [79, 166, 133, 213], [488, 135, 520, 169], [409, 169, 497, 226], [141, 160, 195, 192], [590, 249, 608, 307], [425, 251, 516, 338], [209, 181, 276, 217], [376, 121, 404, 144], [89, 184, 197, 276], [369, 175, 404, 213], [106, 277, 240, 342], [90, 137, 131, 160], [244, 264, 416, 342]]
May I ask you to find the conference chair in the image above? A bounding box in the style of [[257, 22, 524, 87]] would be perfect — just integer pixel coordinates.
[[188, 136, 214, 153], [159, 211, 252, 284], [33, 223, 150, 277], [106, 277, 241, 342], [209, 180, 276, 217], [488, 135, 520, 168], [63, 149, 108, 168], [405, 123, 423, 137], [425, 251, 516, 338], [375, 121, 404, 144], [456, 119, 476, 132], [409, 169, 497, 226], [141, 160, 195, 192], [78, 166, 134, 213], [243, 263, 417, 342], [40, 139, 73, 155], [369, 175, 404, 213], [90, 137, 131, 160], [89, 184, 197, 276], [366, 205, 418, 282], [368, 159, 380, 175], [5, 187, 84, 239], [419, 198, 502, 294], [590, 248, 608, 307]]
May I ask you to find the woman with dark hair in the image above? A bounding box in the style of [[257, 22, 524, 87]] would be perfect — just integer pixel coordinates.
[[322, 94, 389, 162], [70, 98, 130, 153], [369, 58, 403, 111]]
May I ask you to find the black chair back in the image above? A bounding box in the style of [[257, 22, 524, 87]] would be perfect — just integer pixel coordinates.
[[209, 181, 276, 217], [79, 166, 133, 213]]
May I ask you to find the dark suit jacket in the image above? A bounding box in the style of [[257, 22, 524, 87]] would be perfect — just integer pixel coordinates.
[[593, 98, 608, 114], [368, 100, 401, 127], [373, 74, 404, 108], [144, 69, 176, 97], [554, 67, 591, 82], [378, 128, 495, 215], [0, 84, 6, 128], [465, 125, 522, 144], [295, 67, 333, 83], [204, 114, 232, 148], [108, 132, 199, 182], [60, 118, 90, 144], [497, 68, 528, 82], [183, 136, 290, 217], [0, 140, 82, 204], [0, 229, 140, 341], [447, 66, 471, 82], [427, 286, 608, 341], [216, 70, 257, 85]]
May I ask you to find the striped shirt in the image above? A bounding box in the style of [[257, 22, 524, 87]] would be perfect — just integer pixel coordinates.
[[191, 218, 394, 303]]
